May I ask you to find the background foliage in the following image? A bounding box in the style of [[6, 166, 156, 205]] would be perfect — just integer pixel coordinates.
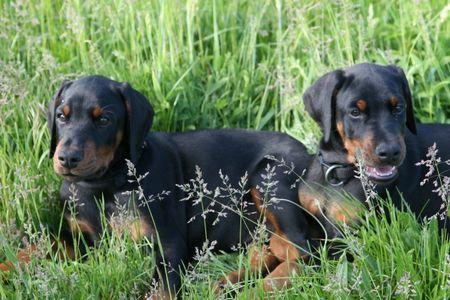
[[0, 0, 449, 298]]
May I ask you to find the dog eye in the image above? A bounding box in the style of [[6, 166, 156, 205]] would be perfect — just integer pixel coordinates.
[[349, 109, 361, 118], [56, 113, 68, 122], [98, 116, 110, 125], [392, 105, 404, 114]]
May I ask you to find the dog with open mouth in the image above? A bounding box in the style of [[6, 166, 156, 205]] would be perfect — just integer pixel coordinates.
[[299, 63, 450, 235]]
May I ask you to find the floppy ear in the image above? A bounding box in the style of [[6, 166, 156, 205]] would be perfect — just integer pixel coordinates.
[[47, 80, 73, 158], [303, 70, 345, 143], [116, 82, 154, 164], [388, 65, 417, 134]]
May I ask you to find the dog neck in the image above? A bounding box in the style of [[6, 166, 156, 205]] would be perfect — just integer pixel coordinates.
[[75, 139, 149, 190], [75, 160, 128, 189], [313, 137, 357, 187], [315, 151, 355, 187], [73, 143, 130, 189]]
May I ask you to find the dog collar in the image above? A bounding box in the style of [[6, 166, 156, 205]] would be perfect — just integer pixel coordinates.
[[317, 151, 356, 186]]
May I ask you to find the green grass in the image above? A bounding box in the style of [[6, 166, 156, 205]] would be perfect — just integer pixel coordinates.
[[0, 0, 449, 298]]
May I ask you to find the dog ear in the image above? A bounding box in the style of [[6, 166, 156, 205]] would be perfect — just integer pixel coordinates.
[[303, 70, 345, 143], [47, 80, 73, 158], [388, 65, 417, 135], [116, 82, 154, 164]]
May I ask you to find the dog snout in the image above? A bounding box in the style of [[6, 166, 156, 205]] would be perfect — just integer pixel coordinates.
[[58, 149, 83, 169], [375, 142, 401, 164]]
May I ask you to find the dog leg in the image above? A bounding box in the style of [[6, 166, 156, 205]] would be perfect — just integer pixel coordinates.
[[213, 244, 279, 293]]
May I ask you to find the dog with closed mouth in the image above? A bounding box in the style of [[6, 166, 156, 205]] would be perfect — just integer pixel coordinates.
[[299, 63, 450, 236], [43, 76, 318, 297]]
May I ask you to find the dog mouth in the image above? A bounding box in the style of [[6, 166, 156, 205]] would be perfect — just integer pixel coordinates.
[[59, 167, 108, 181], [365, 165, 398, 183]]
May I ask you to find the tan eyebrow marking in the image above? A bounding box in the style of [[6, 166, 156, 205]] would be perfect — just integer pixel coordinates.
[[63, 105, 71, 116], [356, 99, 367, 111], [92, 106, 103, 118], [389, 96, 398, 107]]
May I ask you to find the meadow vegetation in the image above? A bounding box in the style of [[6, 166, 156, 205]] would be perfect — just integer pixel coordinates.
[[0, 0, 449, 298]]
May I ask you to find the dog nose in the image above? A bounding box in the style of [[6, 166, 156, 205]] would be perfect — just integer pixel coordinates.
[[58, 150, 83, 169], [375, 143, 401, 163]]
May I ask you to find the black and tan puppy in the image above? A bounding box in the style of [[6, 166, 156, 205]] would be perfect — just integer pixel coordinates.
[[299, 63, 450, 235], [43, 76, 315, 296]]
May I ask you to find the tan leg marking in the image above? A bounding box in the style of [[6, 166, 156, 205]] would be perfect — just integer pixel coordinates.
[[214, 245, 279, 293], [262, 261, 300, 291]]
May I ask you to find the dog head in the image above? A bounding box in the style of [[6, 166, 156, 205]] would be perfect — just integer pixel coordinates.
[[303, 63, 417, 184], [47, 76, 154, 181]]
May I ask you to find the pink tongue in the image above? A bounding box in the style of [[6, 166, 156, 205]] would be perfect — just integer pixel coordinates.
[[375, 166, 394, 175], [367, 166, 395, 177]]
